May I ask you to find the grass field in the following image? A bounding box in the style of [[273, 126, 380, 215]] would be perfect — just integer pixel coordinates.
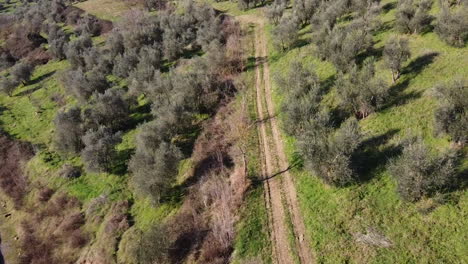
[[265, 0, 468, 262], [75, 0, 137, 21]]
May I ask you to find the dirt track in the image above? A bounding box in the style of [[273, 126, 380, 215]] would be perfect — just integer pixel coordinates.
[[250, 18, 314, 264]]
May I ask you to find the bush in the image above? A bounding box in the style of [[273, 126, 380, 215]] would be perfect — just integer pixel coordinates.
[[388, 138, 459, 201], [435, 5, 468, 47], [54, 107, 83, 155], [299, 116, 362, 186], [129, 121, 182, 203], [433, 78, 468, 144], [276, 61, 323, 135], [65, 34, 93, 69], [83, 89, 130, 131], [81, 126, 122, 173], [383, 36, 411, 83], [336, 57, 388, 118]]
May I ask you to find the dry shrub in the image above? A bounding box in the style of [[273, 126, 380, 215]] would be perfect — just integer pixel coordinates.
[[18, 221, 58, 264], [70, 230, 88, 249], [59, 213, 85, 233], [37, 187, 55, 202], [0, 134, 33, 207]]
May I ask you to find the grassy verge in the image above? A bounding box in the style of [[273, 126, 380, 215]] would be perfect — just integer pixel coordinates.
[[231, 22, 272, 264]]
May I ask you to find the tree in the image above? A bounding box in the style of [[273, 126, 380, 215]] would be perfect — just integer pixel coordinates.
[[54, 107, 83, 155], [292, 0, 318, 27], [273, 15, 299, 51], [129, 121, 182, 203], [62, 68, 109, 102], [388, 138, 459, 201], [106, 31, 125, 58], [76, 14, 102, 37], [299, 116, 362, 186], [82, 89, 130, 131], [0, 77, 19, 96], [433, 78, 468, 144], [65, 34, 93, 69], [395, 0, 433, 34], [383, 36, 411, 83], [435, 5, 468, 47], [336, 58, 389, 118], [10, 62, 34, 84], [265, 1, 286, 25], [81, 126, 122, 173], [112, 49, 139, 78], [276, 61, 323, 135]]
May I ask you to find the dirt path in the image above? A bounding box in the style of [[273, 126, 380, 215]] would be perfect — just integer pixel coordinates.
[[251, 19, 314, 264]]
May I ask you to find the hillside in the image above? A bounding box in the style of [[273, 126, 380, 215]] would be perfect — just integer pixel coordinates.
[[0, 0, 467, 263]]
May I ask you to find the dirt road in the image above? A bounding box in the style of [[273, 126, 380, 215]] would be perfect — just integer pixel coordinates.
[[250, 18, 314, 264]]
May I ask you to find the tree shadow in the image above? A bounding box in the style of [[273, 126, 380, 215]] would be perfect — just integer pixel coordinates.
[[353, 129, 402, 183], [381, 52, 438, 110], [356, 45, 384, 65], [15, 85, 43, 97], [402, 52, 439, 76], [28, 70, 56, 86], [381, 79, 423, 110], [382, 2, 396, 13], [110, 148, 134, 176], [321, 74, 336, 95]]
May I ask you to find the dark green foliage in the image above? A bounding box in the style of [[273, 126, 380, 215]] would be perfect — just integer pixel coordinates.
[[299, 117, 363, 186], [433, 79, 468, 144], [54, 107, 83, 155], [82, 89, 130, 131], [388, 138, 459, 201], [276, 61, 323, 135], [395, 0, 433, 34], [10, 62, 34, 84], [383, 36, 411, 83], [81, 126, 122, 173], [435, 5, 468, 47], [129, 121, 182, 203], [336, 58, 388, 118], [273, 15, 299, 51]]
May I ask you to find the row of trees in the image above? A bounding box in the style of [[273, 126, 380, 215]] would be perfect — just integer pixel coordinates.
[[271, 0, 466, 201]]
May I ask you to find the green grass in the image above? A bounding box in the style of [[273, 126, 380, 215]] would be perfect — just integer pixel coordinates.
[[75, 0, 136, 21], [265, 0, 468, 262], [0, 60, 70, 144]]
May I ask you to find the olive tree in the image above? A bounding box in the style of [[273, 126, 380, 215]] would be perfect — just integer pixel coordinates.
[[54, 107, 83, 155], [81, 126, 122, 173], [299, 116, 363, 186], [336, 58, 389, 118], [435, 5, 468, 47], [388, 138, 459, 201], [395, 0, 433, 34], [129, 121, 182, 204], [383, 36, 411, 83], [433, 78, 468, 144]]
